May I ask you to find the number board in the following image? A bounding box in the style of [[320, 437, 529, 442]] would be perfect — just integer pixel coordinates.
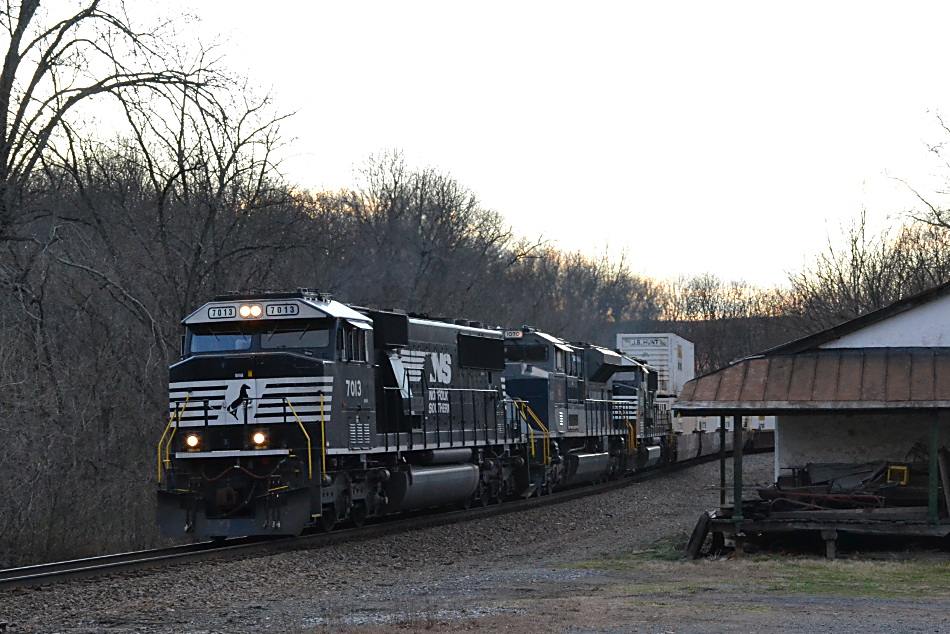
[[265, 303, 300, 317], [208, 306, 236, 319], [504, 330, 523, 338]]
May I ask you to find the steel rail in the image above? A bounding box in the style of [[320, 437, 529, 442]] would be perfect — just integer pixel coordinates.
[[0, 447, 767, 592], [0, 537, 282, 591]]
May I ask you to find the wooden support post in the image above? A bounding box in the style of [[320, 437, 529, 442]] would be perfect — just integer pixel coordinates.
[[733, 533, 745, 557], [719, 416, 726, 506], [684, 512, 712, 560], [929, 413, 939, 524], [939, 448, 950, 518], [733, 415, 743, 523], [821, 529, 837, 559]]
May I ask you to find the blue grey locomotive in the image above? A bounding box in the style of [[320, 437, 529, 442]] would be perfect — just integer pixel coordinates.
[[157, 290, 521, 538], [502, 328, 672, 494]]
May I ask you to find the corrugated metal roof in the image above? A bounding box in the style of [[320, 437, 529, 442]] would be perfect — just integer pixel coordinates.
[[675, 348, 950, 414]]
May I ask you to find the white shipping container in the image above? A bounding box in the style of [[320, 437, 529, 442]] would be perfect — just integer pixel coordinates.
[[616, 333, 695, 396]]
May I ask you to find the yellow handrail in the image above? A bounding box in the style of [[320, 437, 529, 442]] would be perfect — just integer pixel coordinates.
[[284, 398, 313, 479], [515, 400, 550, 466], [157, 419, 173, 483], [158, 394, 191, 484], [624, 419, 636, 452]]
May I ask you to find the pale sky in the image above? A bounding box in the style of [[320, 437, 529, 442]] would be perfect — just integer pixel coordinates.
[[159, 1, 950, 287]]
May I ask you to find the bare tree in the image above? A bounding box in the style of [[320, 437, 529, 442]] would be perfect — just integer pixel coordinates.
[[0, 1, 312, 565], [782, 208, 950, 332], [0, 0, 213, 245], [654, 273, 787, 372], [344, 150, 518, 314]]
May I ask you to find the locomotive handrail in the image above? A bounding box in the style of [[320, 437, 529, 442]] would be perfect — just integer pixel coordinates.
[[624, 420, 637, 451], [158, 394, 191, 484], [283, 398, 313, 479], [513, 400, 550, 466], [320, 393, 327, 474], [585, 397, 615, 437]]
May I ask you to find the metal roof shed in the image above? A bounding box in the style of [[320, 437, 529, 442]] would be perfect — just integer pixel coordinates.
[[674, 282, 950, 554]]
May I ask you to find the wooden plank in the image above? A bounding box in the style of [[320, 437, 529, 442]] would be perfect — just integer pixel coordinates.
[[769, 507, 930, 521], [684, 512, 712, 560], [709, 517, 950, 538]]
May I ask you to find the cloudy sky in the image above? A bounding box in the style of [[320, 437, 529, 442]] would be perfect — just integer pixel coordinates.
[[165, 1, 950, 287]]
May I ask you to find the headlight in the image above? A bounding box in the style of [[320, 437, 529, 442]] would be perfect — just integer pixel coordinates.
[[251, 431, 267, 447], [185, 434, 200, 450], [239, 304, 262, 318]]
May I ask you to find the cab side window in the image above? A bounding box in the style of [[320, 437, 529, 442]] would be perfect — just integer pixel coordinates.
[[337, 323, 368, 362], [349, 328, 367, 362]]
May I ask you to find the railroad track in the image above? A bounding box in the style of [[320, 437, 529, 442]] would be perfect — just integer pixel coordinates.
[[0, 450, 755, 591]]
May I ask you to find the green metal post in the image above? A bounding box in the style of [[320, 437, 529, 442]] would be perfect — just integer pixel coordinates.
[[719, 416, 726, 506], [929, 413, 939, 524], [733, 415, 744, 523]]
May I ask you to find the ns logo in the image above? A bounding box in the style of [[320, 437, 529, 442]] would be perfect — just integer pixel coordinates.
[[428, 352, 452, 384]]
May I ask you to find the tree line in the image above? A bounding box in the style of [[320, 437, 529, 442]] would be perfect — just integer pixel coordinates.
[[3, 1, 950, 566]]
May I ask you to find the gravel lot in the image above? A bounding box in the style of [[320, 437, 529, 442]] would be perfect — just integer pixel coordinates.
[[4, 453, 950, 633]]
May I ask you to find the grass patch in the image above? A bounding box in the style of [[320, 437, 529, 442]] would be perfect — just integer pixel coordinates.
[[567, 537, 950, 601], [754, 558, 950, 599], [573, 534, 687, 569]]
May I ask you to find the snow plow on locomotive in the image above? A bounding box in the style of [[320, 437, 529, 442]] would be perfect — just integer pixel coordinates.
[[156, 290, 709, 540]]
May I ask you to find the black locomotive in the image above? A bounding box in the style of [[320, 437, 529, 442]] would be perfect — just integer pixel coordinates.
[[157, 290, 675, 539]]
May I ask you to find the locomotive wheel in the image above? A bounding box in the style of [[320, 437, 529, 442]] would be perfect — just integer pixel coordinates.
[[319, 506, 337, 533], [492, 481, 506, 505], [475, 483, 490, 507], [349, 502, 367, 528]]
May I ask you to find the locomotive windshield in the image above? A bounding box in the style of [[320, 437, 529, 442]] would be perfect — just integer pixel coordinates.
[[505, 343, 548, 362], [186, 319, 332, 355], [189, 324, 252, 353], [261, 320, 331, 350]]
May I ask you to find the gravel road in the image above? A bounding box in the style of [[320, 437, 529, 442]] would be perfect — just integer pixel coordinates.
[[3, 453, 950, 633]]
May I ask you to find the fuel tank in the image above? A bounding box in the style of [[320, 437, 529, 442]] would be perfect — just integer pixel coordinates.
[[563, 451, 611, 486], [381, 464, 479, 512]]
